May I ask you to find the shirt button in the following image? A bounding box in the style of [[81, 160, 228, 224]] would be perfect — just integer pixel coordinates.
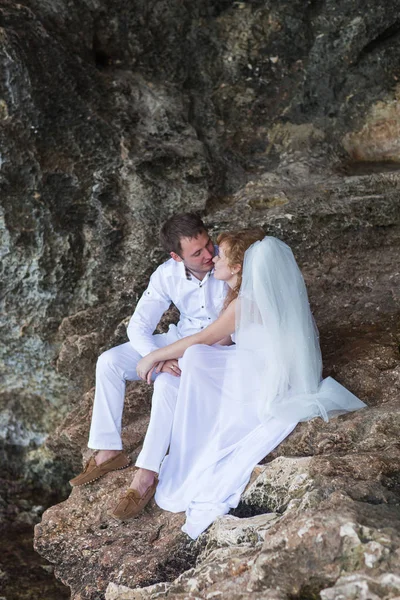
[[201, 326, 204, 329], [201, 305, 204, 308]]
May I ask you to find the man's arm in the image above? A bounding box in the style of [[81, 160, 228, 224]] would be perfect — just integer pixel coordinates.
[[127, 268, 172, 356], [137, 300, 237, 381]]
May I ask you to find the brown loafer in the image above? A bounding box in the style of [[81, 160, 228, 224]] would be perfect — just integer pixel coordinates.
[[69, 451, 131, 487], [109, 476, 158, 520]]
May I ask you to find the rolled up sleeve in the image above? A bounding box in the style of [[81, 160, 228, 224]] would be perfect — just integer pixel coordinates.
[[127, 269, 171, 356]]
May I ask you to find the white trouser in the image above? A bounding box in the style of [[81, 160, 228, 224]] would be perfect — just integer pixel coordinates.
[[88, 336, 180, 473]]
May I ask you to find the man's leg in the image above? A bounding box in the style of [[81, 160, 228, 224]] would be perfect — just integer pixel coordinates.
[[70, 342, 142, 485], [89, 339, 180, 463], [88, 342, 141, 451], [110, 372, 181, 518], [122, 374, 180, 497], [135, 373, 180, 472], [72, 336, 181, 489]]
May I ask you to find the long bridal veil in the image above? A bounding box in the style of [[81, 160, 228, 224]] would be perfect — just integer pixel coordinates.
[[234, 237, 366, 424]]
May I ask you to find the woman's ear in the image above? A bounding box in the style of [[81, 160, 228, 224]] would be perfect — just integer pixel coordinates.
[[232, 263, 241, 274]]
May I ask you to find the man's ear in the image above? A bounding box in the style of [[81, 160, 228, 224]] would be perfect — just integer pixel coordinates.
[[170, 251, 183, 262]]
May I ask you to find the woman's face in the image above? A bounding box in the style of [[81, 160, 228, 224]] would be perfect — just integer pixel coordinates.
[[212, 242, 238, 282]]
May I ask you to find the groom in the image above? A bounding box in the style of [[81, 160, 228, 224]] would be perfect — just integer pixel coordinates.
[[70, 212, 227, 515]]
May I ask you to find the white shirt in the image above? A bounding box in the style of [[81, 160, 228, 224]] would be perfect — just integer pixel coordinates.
[[127, 258, 228, 356]]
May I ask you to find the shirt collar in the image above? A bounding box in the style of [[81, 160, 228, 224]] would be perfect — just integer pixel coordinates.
[[183, 264, 214, 283]]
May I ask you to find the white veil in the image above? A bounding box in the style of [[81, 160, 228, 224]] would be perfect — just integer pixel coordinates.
[[234, 237, 366, 424]]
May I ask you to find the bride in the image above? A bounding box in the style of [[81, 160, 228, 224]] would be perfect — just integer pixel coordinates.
[[111, 230, 366, 538]]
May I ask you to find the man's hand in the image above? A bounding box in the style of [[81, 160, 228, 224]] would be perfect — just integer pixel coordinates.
[[137, 356, 181, 385], [155, 359, 181, 377], [137, 354, 158, 384]]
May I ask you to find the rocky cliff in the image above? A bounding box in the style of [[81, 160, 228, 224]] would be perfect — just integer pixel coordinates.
[[0, 0, 399, 598], [34, 172, 400, 599]]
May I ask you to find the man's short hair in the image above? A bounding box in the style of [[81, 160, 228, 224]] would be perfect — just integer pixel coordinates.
[[160, 213, 207, 255]]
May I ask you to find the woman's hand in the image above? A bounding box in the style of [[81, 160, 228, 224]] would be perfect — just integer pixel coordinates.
[[137, 354, 158, 384], [156, 359, 181, 377]]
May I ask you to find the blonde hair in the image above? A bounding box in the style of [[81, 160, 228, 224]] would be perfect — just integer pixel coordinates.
[[217, 228, 265, 310]]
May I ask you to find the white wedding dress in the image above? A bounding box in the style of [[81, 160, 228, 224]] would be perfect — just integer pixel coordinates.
[[155, 342, 297, 539], [154, 238, 367, 539]]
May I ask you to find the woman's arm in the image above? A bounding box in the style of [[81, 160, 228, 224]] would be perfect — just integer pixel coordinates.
[[137, 299, 236, 382], [215, 335, 234, 346]]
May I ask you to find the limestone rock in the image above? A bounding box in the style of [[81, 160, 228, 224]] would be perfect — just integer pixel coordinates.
[[98, 428, 400, 599], [102, 459, 400, 600], [34, 465, 191, 599], [320, 573, 400, 600], [247, 501, 400, 598], [343, 86, 400, 163], [104, 500, 400, 599], [239, 457, 316, 513], [200, 513, 281, 551], [105, 582, 169, 600], [0, 0, 399, 597]]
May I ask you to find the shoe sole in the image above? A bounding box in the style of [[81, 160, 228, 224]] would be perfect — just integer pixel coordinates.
[[70, 459, 132, 487]]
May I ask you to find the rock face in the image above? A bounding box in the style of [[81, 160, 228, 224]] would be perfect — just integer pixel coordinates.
[[0, 0, 399, 598], [2, 0, 400, 474], [100, 459, 400, 600], [34, 168, 400, 598]]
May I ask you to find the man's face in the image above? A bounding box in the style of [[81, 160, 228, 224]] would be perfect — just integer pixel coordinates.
[[171, 230, 215, 276]]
